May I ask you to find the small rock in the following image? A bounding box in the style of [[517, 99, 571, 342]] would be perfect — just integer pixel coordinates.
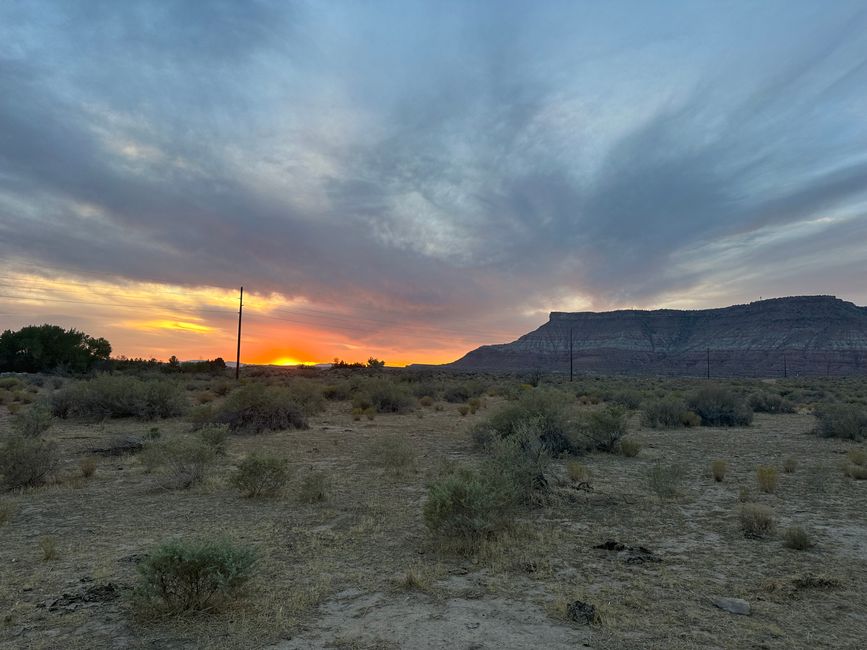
[[711, 597, 751, 615], [566, 599, 596, 624]]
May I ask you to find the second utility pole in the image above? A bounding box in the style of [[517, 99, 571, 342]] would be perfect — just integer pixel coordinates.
[[569, 327, 574, 382], [235, 286, 243, 380]]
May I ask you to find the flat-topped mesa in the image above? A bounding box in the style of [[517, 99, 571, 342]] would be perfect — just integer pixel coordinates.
[[446, 296, 867, 376]]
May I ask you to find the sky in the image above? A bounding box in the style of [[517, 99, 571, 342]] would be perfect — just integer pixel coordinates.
[[1, 1, 866, 366]]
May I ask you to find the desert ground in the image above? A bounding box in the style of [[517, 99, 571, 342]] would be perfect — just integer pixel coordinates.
[[1, 371, 865, 649]]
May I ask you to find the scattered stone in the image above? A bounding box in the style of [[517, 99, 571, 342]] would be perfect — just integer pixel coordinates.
[[711, 597, 751, 615], [593, 539, 660, 564], [566, 600, 596, 624], [90, 435, 144, 457], [45, 582, 119, 613]]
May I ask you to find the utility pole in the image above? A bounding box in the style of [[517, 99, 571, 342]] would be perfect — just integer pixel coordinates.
[[783, 353, 787, 378], [706, 348, 710, 379], [569, 327, 573, 382], [235, 286, 243, 380]]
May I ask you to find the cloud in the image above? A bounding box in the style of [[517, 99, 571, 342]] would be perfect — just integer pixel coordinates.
[[1, 0, 867, 361]]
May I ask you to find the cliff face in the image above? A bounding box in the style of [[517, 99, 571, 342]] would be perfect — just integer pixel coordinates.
[[447, 296, 867, 376]]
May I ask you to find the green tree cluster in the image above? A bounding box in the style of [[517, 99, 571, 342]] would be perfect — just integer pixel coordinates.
[[0, 324, 111, 373]]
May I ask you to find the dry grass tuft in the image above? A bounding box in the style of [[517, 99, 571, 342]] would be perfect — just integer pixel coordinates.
[[79, 457, 97, 478], [756, 465, 779, 493], [740, 503, 775, 539], [782, 457, 798, 473], [619, 437, 641, 457], [783, 525, 814, 550], [710, 460, 727, 482], [298, 470, 331, 503], [0, 499, 14, 525], [647, 463, 686, 500], [847, 448, 866, 466], [39, 535, 59, 560], [565, 460, 590, 483]]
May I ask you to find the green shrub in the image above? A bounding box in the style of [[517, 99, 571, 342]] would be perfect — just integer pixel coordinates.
[[647, 463, 686, 499], [214, 384, 307, 433], [231, 454, 290, 497], [483, 421, 551, 506], [197, 424, 229, 455], [51, 376, 187, 420], [484, 390, 577, 454], [284, 381, 325, 416], [610, 390, 642, 409], [641, 397, 693, 428], [748, 391, 795, 414], [136, 539, 256, 614], [354, 378, 415, 413], [813, 404, 867, 441], [423, 466, 514, 551], [687, 386, 753, 427], [577, 407, 628, 452], [443, 380, 485, 403], [11, 402, 53, 437], [0, 436, 60, 490]]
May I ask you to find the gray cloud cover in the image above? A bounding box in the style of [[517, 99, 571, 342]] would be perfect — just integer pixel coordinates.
[[2, 0, 867, 346]]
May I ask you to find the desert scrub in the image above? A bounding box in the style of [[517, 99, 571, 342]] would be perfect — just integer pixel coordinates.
[[756, 466, 779, 493], [576, 407, 628, 453], [231, 454, 291, 497], [782, 457, 798, 473], [51, 375, 187, 420], [352, 378, 415, 413], [197, 424, 229, 455], [848, 448, 867, 466], [144, 438, 215, 489], [11, 402, 53, 437], [740, 503, 775, 538], [214, 384, 307, 433], [297, 470, 330, 503], [423, 466, 515, 552], [647, 463, 686, 499], [748, 391, 795, 413], [640, 397, 696, 428], [618, 437, 641, 457], [419, 396, 434, 407], [687, 385, 753, 427], [0, 499, 15, 525], [484, 421, 551, 507], [813, 404, 867, 441], [710, 460, 727, 482], [0, 436, 60, 490], [482, 390, 578, 455], [39, 536, 59, 560], [458, 405, 470, 416], [366, 433, 416, 475], [565, 460, 590, 483], [79, 457, 97, 478], [135, 538, 257, 614], [783, 526, 814, 550]]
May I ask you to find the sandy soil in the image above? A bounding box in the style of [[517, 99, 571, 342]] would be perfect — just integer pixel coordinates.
[[1, 391, 865, 649]]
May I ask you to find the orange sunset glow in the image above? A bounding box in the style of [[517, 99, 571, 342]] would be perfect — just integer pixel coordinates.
[[0, 269, 511, 366]]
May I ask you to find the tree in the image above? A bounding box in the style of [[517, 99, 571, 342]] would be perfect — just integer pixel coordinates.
[[367, 357, 386, 369], [0, 324, 112, 373]]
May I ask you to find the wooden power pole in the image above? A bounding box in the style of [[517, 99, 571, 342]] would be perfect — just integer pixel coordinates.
[[706, 348, 710, 379], [235, 286, 243, 380], [569, 327, 574, 382]]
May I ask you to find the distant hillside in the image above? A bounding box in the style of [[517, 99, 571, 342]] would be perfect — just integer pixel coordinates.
[[444, 296, 867, 376]]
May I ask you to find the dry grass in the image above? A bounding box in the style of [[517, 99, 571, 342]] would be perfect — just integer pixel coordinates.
[[739, 503, 776, 538], [757, 465, 779, 493], [783, 457, 798, 473], [1, 377, 866, 649], [710, 459, 727, 482], [618, 437, 641, 457], [79, 457, 97, 478], [39, 536, 59, 561], [783, 525, 814, 550]]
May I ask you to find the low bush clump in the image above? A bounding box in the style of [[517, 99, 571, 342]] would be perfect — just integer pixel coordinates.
[[419, 396, 434, 407], [442, 380, 485, 403], [577, 407, 628, 453], [710, 459, 727, 482], [353, 378, 415, 414], [687, 385, 753, 427], [481, 390, 577, 455], [647, 463, 686, 499], [813, 404, 867, 441], [197, 424, 229, 455], [740, 503, 775, 538], [214, 384, 307, 433], [11, 403, 53, 437], [748, 391, 795, 414], [565, 460, 590, 483], [231, 454, 290, 497], [52, 376, 187, 420], [618, 437, 641, 457], [640, 397, 697, 429], [458, 405, 470, 416], [782, 457, 798, 474], [135, 538, 257, 614], [79, 457, 97, 478], [783, 526, 813, 550], [0, 499, 16, 525], [0, 436, 60, 490], [756, 466, 779, 493]]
